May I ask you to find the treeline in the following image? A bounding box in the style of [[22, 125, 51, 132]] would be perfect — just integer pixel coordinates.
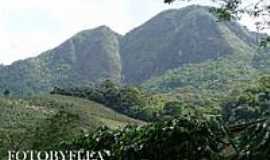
[[51, 76, 270, 124], [50, 80, 213, 122], [51, 80, 166, 121]]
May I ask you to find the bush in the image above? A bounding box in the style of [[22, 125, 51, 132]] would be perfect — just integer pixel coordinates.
[[56, 117, 225, 160]]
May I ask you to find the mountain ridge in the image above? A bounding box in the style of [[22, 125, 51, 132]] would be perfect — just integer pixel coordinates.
[[0, 5, 263, 95]]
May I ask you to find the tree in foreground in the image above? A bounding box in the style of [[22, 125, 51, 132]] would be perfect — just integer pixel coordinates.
[[56, 117, 226, 160], [3, 89, 10, 96]]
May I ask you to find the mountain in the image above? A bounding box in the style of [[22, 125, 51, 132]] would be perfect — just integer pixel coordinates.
[[0, 5, 264, 95], [0, 26, 122, 95], [121, 5, 257, 84]]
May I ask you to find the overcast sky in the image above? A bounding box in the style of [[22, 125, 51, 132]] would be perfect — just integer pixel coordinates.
[[0, 0, 262, 65]]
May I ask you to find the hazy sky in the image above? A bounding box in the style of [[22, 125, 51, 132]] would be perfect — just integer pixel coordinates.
[[0, 0, 261, 65]]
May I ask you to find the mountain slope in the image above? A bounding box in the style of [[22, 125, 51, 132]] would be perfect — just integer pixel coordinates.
[[121, 5, 258, 84], [0, 26, 122, 95]]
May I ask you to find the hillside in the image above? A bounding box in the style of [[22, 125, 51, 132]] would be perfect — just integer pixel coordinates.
[[142, 34, 258, 91], [141, 18, 268, 104], [141, 27, 261, 106], [0, 95, 142, 157]]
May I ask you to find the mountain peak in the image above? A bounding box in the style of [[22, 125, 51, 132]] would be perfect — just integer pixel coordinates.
[[95, 25, 112, 30], [121, 5, 256, 84], [73, 25, 120, 39], [153, 5, 212, 19], [92, 25, 117, 34]]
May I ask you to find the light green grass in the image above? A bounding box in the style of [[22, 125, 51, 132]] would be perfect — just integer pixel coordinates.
[[0, 95, 143, 158]]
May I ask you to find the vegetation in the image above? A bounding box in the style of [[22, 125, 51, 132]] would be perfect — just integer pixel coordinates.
[[51, 80, 166, 121], [56, 117, 225, 160], [223, 76, 270, 124], [40, 75, 270, 159], [0, 95, 141, 159], [1, 2, 270, 160]]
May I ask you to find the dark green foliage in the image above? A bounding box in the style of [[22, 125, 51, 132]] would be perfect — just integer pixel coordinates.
[[238, 119, 270, 160], [222, 76, 270, 124], [3, 89, 10, 96], [162, 101, 185, 118], [51, 80, 164, 121], [259, 36, 270, 48], [56, 117, 225, 160], [210, 7, 235, 21]]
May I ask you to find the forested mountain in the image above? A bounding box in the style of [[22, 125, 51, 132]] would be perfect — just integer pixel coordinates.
[[0, 5, 265, 95], [121, 5, 258, 84], [0, 26, 122, 95]]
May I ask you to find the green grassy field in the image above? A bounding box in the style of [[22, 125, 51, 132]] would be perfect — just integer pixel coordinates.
[[0, 95, 143, 158]]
